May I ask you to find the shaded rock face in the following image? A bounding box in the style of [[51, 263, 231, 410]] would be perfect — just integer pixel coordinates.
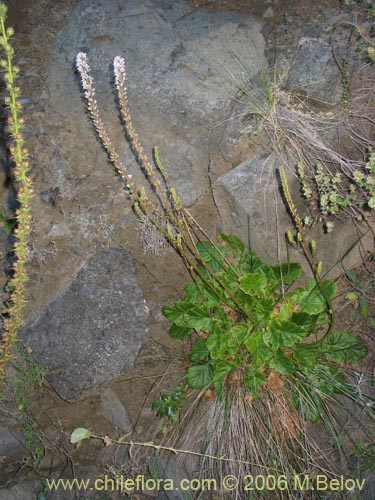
[[285, 37, 342, 107], [49, 0, 265, 206], [0, 426, 26, 467], [22, 249, 149, 400], [99, 388, 133, 432], [0, 482, 41, 500]]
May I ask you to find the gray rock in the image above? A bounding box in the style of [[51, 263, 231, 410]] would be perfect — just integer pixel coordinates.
[[263, 6, 274, 19], [0, 482, 40, 500], [285, 38, 342, 107], [99, 388, 132, 432], [0, 479, 97, 500], [49, 0, 265, 206], [22, 249, 149, 400], [47, 223, 72, 238], [0, 426, 26, 465], [213, 152, 368, 276]]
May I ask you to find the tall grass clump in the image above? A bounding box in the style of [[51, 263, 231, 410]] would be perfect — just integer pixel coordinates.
[[75, 53, 375, 499], [0, 4, 33, 383]]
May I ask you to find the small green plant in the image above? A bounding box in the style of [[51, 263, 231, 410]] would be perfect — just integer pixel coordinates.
[[162, 232, 367, 420], [156, 233, 373, 497], [12, 348, 45, 465], [152, 385, 186, 424], [297, 151, 375, 229], [0, 212, 16, 234]]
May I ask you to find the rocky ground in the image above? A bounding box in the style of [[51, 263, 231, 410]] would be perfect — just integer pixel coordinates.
[[0, 0, 375, 499]]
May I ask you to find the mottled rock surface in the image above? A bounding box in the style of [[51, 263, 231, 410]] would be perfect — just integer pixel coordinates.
[[49, 0, 265, 206], [0, 426, 26, 466], [99, 388, 132, 432], [22, 249, 149, 399], [285, 37, 342, 106]]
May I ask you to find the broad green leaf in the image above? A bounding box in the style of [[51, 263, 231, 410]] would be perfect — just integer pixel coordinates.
[[264, 319, 307, 350], [293, 289, 327, 316], [278, 303, 294, 321], [202, 286, 222, 307], [70, 428, 91, 444], [190, 338, 209, 362], [184, 283, 202, 304], [151, 400, 164, 410], [322, 331, 368, 363], [306, 280, 337, 300], [196, 261, 211, 280], [293, 289, 325, 315], [239, 273, 268, 297], [289, 280, 336, 316], [293, 343, 322, 368], [185, 280, 221, 307], [162, 302, 213, 332], [216, 269, 239, 294], [319, 280, 337, 300], [219, 232, 245, 258], [269, 350, 296, 375], [231, 323, 251, 343], [241, 294, 256, 318], [187, 364, 213, 389], [239, 251, 265, 274], [169, 324, 191, 340], [272, 262, 302, 285], [196, 241, 225, 272], [212, 360, 236, 383], [254, 298, 274, 325], [207, 325, 240, 360], [290, 311, 321, 332], [244, 331, 272, 367]]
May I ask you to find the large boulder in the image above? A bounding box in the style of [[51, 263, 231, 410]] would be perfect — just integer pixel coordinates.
[[49, 0, 265, 206], [22, 249, 149, 400]]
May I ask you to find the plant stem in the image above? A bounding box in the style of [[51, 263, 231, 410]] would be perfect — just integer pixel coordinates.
[[0, 4, 33, 382]]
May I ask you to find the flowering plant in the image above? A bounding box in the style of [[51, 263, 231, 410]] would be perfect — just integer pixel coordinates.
[[0, 4, 34, 380]]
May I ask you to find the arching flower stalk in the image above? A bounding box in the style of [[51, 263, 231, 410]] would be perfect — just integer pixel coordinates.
[[76, 52, 243, 310]]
